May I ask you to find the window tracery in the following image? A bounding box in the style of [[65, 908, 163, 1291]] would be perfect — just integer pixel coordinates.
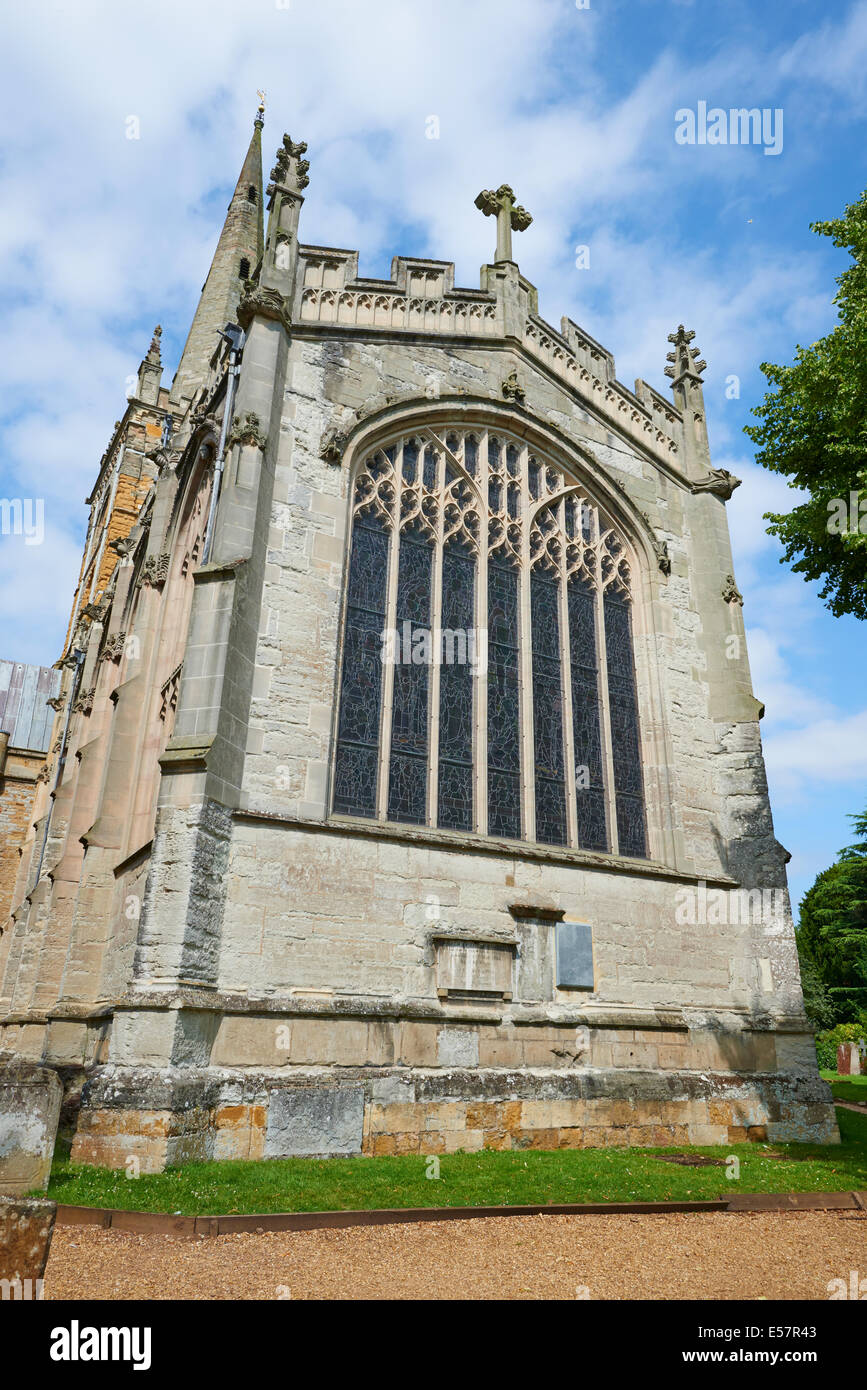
[[333, 425, 647, 858]]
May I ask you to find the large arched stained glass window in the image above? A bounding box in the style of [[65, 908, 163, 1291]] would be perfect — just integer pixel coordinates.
[[332, 425, 647, 859]]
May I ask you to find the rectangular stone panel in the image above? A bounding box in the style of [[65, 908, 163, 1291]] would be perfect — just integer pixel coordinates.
[[435, 937, 514, 999], [515, 919, 554, 1002], [264, 1087, 364, 1158], [556, 921, 594, 989]]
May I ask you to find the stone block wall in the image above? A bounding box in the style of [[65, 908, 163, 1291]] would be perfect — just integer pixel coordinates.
[[0, 750, 43, 927], [69, 1035, 838, 1173]]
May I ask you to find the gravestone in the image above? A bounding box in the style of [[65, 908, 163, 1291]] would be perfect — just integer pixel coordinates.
[[0, 1196, 56, 1299], [837, 1042, 861, 1076], [0, 1062, 62, 1195]]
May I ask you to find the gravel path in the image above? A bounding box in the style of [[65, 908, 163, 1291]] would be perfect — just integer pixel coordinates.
[[44, 1211, 867, 1300]]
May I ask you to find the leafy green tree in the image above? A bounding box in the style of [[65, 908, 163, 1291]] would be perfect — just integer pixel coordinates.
[[796, 952, 837, 1031], [797, 809, 867, 1023], [745, 191, 867, 618]]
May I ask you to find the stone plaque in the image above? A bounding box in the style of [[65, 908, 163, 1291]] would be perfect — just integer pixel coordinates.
[[434, 937, 514, 999], [556, 921, 594, 990]]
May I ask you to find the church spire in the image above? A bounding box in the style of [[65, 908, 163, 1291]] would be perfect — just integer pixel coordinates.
[[170, 105, 265, 406]]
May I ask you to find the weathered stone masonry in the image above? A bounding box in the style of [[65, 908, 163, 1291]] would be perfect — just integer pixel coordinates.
[[0, 125, 837, 1169]]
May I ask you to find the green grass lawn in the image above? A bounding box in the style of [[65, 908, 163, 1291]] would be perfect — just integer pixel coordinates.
[[41, 1106, 867, 1217], [821, 1070, 867, 1106]]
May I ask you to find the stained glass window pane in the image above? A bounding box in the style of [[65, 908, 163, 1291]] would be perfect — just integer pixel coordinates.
[[422, 445, 437, 490], [336, 430, 648, 857], [387, 524, 432, 824], [531, 569, 567, 845], [333, 514, 390, 817], [528, 458, 540, 499], [604, 587, 647, 857], [438, 538, 475, 831], [402, 440, 418, 485], [487, 555, 521, 839], [567, 576, 608, 851]]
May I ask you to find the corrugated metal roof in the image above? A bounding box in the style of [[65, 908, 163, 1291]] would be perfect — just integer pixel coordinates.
[[0, 660, 61, 753]]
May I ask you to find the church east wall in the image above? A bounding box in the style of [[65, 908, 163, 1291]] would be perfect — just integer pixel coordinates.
[[0, 129, 837, 1172]]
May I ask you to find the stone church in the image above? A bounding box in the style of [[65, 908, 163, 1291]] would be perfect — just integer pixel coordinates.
[[0, 113, 836, 1169]]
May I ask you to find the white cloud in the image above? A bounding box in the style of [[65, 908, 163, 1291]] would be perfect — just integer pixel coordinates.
[[1, 0, 865, 670], [763, 709, 867, 801], [779, 2, 867, 99]]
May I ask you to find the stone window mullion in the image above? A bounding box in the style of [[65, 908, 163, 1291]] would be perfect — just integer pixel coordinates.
[[595, 557, 620, 856], [475, 428, 489, 835], [557, 495, 579, 848], [427, 444, 445, 827], [518, 447, 534, 843], [376, 446, 402, 820]]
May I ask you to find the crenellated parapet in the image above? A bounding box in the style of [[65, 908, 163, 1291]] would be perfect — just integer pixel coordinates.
[[298, 248, 500, 336], [294, 244, 687, 471]]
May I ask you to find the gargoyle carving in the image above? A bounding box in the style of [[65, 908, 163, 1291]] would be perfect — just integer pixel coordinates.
[[692, 468, 741, 501]]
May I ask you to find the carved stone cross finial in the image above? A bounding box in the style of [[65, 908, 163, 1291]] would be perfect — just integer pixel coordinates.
[[665, 324, 707, 385], [474, 183, 532, 264]]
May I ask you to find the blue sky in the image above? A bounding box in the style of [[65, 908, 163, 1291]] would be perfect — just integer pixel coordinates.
[[1, 0, 865, 911]]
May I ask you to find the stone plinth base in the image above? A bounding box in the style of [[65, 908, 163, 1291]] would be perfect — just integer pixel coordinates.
[[69, 1063, 839, 1173]]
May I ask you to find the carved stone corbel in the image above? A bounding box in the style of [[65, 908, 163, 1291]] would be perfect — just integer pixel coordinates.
[[237, 284, 291, 332], [320, 426, 351, 465], [653, 538, 672, 575], [141, 552, 170, 589], [501, 370, 526, 405], [73, 686, 96, 716], [100, 631, 127, 663], [145, 444, 183, 472], [722, 573, 744, 605], [228, 411, 267, 450]]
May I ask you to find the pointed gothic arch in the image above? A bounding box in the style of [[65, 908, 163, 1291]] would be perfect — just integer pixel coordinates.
[[331, 410, 664, 858]]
